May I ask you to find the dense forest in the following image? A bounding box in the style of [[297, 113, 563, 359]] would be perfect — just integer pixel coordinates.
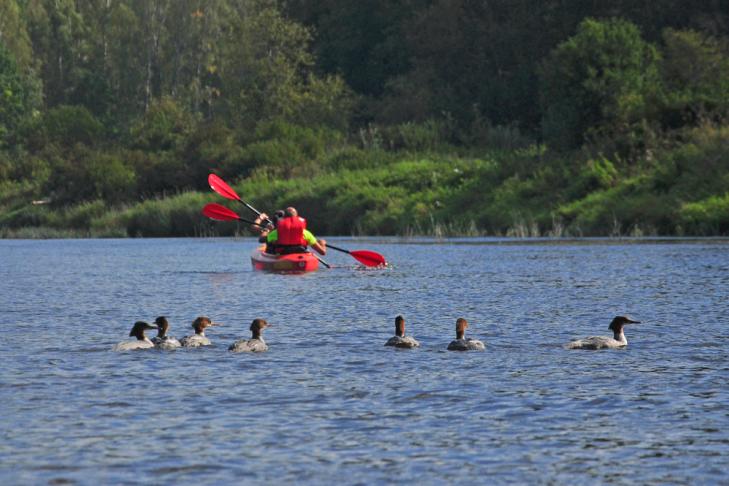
[[1, 0, 728, 237]]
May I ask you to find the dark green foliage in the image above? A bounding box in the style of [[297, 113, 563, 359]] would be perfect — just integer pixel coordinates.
[[657, 29, 729, 130], [39, 105, 104, 147], [130, 98, 197, 151], [42, 145, 136, 205], [0, 42, 40, 145], [3, 2, 729, 237], [539, 18, 660, 153], [222, 121, 344, 179]]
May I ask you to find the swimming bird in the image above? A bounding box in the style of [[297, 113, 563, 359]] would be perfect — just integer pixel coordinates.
[[447, 318, 485, 351], [565, 316, 641, 350], [151, 316, 181, 350], [228, 318, 271, 353], [180, 316, 221, 347], [112, 321, 158, 351], [385, 315, 420, 348]]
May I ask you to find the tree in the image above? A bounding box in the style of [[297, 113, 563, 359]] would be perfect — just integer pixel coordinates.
[[0, 0, 34, 69], [539, 17, 660, 152], [0, 42, 40, 145], [217, 0, 351, 131], [658, 28, 729, 129]]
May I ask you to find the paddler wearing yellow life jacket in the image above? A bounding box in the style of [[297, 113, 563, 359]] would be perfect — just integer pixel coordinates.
[[264, 207, 327, 255]]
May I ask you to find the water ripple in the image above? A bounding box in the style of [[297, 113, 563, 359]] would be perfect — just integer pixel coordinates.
[[1, 238, 729, 484]]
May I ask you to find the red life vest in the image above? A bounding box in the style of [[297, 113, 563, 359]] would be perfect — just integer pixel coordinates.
[[276, 216, 307, 246]]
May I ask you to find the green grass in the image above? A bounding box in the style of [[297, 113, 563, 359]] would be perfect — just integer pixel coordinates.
[[2, 124, 729, 237]]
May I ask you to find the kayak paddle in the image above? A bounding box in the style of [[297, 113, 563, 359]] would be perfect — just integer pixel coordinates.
[[206, 174, 388, 267], [325, 244, 387, 267], [208, 173, 271, 225], [202, 203, 331, 268]]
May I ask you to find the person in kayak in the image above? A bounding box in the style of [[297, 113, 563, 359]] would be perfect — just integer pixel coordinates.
[[266, 206, 326, 255], [251, 209, 284, 242]]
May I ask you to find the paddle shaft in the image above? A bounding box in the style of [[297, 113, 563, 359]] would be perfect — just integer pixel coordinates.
[[207, 176, 385, 266], [325, 243, 354, 255]]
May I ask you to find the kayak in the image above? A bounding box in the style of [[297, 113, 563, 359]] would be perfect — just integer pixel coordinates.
[[250, 245, 319, 273]]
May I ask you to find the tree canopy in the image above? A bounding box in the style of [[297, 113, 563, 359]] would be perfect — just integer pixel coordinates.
[[1, 0, 729, 237]]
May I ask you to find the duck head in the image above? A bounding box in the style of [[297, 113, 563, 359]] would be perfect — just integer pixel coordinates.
[[455, 318, 468, 339], [154, 316, 169, 338], [250, 318, 271, 339], [608, 316, 640, 333], [192, 316, 222, 335], [129, 321, 158, 341], [394, 315, 405, 337]]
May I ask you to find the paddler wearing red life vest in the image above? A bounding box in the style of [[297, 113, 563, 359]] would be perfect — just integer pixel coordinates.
[[265, 207, 327, 255]]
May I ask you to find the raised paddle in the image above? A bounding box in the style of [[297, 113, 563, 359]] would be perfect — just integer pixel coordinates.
[[203, 202, 261, 225], [202, 203, 386, 267], [208, 174, 272, 225], [202, 204, 331, 268], [207, 174, 387, 267]]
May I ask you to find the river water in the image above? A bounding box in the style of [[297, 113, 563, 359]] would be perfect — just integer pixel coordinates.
[[1, 237, 728, 484]]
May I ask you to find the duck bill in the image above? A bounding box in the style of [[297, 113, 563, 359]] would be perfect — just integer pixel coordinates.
[[208, 322, 223, 327], [626, 319, 641, 324]]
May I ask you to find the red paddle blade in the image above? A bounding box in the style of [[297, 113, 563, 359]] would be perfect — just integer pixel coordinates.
[[350, 250, 387, 267], [202, 203, 241, 222], [208, 173, 241, 201]]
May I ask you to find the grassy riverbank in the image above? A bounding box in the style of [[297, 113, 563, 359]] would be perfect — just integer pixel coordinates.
[[2, 124, 728, 238]]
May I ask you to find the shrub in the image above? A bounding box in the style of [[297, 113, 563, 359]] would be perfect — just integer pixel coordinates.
[[378, 120, 451, 151], [59, 200, 107, 229], [540, 18, 660, 153], [679, 194, 729, 235], [42, 105, 104, 147], [129, 97, 198, 151], [224, 121, 344, 178], [123, 191, 216, 237], [658, 29, 729, 130]]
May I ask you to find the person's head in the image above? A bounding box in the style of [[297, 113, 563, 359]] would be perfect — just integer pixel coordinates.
[[272, 209, 285, 224], [285, 207, 298, 218]]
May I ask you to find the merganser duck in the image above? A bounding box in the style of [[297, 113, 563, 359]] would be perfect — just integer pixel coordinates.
[[180, 316, 221, 347], [447, 318, 485, 351], [385, 315, 420, 348], [565, 316, 641, 349], [151, 316, 181, 349], [228, 319, 270, 353], [113, 321, 158, 351]]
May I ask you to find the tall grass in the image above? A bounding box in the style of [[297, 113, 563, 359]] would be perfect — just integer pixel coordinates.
[[3, 122, 729, 237]]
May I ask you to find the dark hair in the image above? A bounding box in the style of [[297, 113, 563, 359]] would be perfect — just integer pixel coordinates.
[[272, 210, 285, 224]]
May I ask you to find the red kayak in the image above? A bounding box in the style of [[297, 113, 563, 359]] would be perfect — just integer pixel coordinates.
[[250, 245, 319, 273]]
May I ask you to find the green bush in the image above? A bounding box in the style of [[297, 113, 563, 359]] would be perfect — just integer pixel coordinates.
[[41, 105, 104, 147], [378, 120, 451, 151], [224, 121, 344, 178], [658, 29, 729, 131], [569, 157, 618, 198], [130, 97, 198, 151], [59, 200, 108, 229], [122, 191, 217, 237], [540, 18, 660, 153], [679, 193, 729, 235]]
